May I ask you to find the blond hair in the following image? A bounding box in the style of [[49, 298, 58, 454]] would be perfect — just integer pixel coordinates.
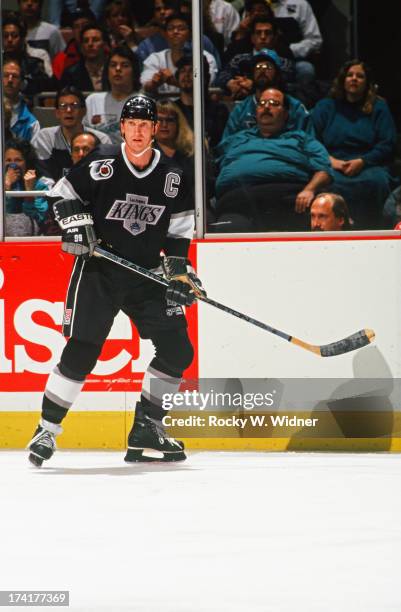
[[156, 99, 194, 157]]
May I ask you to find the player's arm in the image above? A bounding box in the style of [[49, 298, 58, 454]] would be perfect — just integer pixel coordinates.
[[49, 160, 97, 259], [162, 179, 206, 306]]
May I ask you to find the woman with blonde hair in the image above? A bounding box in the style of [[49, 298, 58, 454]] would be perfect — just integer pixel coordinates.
[[155, 99, 194, 160], [156, 99, 216, 220], [312, 59, 398, 229]]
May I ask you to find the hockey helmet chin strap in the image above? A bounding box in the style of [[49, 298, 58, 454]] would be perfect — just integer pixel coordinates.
[[130, 142, 154, 158]]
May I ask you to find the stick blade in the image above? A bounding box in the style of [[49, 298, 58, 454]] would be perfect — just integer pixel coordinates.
[[320, 329, 375, 357]]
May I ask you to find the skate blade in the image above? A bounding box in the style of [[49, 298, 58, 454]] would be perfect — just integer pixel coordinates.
[[124, 448, 187, 463], [28, 452, 44, 467]]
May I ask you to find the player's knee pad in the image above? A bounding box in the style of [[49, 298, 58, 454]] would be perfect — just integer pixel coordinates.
[[153, 329, 194, 375], [59, 337, 103, 380]]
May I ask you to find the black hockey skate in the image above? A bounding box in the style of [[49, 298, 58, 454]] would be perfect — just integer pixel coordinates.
[[27, 420, 62, 467], [125, 406, 186, 463]]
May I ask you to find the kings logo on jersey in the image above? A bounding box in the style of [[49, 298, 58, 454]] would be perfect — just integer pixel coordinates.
[[106, 193, 166, 236], [89, 159, 115, 181]]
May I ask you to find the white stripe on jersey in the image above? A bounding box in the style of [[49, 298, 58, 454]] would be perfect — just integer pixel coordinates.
[[167, 210, 195, 240]]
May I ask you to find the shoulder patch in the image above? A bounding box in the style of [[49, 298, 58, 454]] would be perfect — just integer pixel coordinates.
[[89, 159, 115, 181]]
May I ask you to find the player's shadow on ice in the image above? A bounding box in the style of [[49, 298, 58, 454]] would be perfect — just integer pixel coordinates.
[[287, 345, 395, 450], [37, 464, 197, 476]]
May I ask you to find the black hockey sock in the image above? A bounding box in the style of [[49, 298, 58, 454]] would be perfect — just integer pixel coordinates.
[[42, 395, 69, 425]]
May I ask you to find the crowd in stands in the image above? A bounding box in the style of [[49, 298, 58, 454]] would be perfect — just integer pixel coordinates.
[[2, 0, 400, 236]]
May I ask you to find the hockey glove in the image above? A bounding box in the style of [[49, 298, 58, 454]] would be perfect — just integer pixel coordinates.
[[53, 199, 98, 259], [162, 256, 206, 306]]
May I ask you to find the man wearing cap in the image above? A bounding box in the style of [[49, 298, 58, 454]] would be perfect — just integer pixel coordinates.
[[217, 14, 295, 98], [221, 47, 313, 140], [26, 94, 204, 467]]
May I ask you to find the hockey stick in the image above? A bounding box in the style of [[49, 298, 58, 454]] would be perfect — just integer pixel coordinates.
[[93, 246, 375, 357]]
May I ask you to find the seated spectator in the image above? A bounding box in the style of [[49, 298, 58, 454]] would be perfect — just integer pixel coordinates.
[[3, 11, 54, 94], [156, 99, 216, 212], [136, 0, 222, 69], [70, 131, 100, 164], [104, 0, 139, 49], [59, 23, 109, 92], [230, 0, 275, 45], [3, 56, 40, 142], [174, 55, 229, 148], [31, 86, 111, 181], [218, 15, 295, 97], [269, 0, 322, 85], [212, 87, 331, 232], [176, 0, 224, 65], [312, 60, 398, 229], [46, 0, 106, 27], [39, 130, 102, 236], [4, 138, 49, 236], [52, 7, 95, 81], [84, 46, 141, 143], [141, 12, 218, 96], [155, 99, 194, 167], [205, 0, 240, 49], [310, 193, 351, 231], [135, 0, 177, 41], [223, 13, 294, 84], [222, 49, 313, 138], [18, 0, 66, 59]]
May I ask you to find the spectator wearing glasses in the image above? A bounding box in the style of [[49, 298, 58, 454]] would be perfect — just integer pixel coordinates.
[[59, 24, 109, 92], [31, 86, 111, 182], [83, 46, 141, 143], [155, 99, 194, 168], [217, 15, 295, 98], [3, 55, 40, 142], [141, 12, 217, 96], [221, 48, 312, 139], [213, 87, 331, 232], [136, 0, 222, 69], [156, 99, 216, 217]]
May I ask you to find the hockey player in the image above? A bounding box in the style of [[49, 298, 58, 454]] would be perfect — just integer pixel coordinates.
[[27, 94, 205, 466]]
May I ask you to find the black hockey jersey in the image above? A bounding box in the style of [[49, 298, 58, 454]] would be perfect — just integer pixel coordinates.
[[50, 144, 194, 268]]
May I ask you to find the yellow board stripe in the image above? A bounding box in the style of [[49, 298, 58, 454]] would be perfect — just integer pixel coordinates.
[[1, 412, 401, 452]]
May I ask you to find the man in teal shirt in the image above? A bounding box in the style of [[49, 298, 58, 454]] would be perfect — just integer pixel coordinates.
[[213, 87, 332, 232]]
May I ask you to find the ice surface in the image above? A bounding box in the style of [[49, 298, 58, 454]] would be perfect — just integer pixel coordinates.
[[1, 451, 401, 612]]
